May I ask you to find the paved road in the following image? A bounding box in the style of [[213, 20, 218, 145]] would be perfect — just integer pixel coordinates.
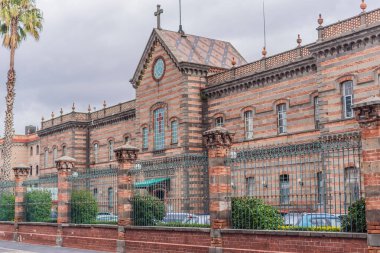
[[0, 241, 108, 253]]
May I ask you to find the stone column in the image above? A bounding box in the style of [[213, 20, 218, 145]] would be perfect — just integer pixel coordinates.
[[114, 144, 139, 253], [56, 156, 76, 224], [353, 96, 380, 252], [203, 127, 234, 252], [13, 165, 30, 222]]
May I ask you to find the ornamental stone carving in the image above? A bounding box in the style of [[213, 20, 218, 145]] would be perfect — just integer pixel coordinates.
[[203, 127, 234, 149], [114, 144, 139, 163], [55, 156, 76, 172], [352, 95, 380, 128], [12, 165, 30, 179]]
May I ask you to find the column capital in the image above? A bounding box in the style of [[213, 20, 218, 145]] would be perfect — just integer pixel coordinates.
[[114, 144, 139, 164], [353, 95, 380, 129], [203, 127, 234, 150], [12, 165, 30, 179], [55, 156, 76, 172]]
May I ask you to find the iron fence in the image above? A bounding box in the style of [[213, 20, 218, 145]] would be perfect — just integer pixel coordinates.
[[227, 133, 364, 232], [131, 154, 210, 227], [22, 174, 58, 223], [0, 181, 15, 221], [69, 166, 118, 224]]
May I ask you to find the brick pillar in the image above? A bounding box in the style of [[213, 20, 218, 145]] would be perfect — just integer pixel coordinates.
[[56, 156, 76, 224], [114, 144, 139, 253], [353, 96, 380, 252], [13, 165, 30, 223], [203, 127, 234, 252]]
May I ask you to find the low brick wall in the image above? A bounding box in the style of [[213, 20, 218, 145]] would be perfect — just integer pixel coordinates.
[[221, 230, 368, 253], [124, 226, 210, 253], [0, 222, 369, 253]]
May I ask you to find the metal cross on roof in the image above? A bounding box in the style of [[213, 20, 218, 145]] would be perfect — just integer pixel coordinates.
[[154, 4, 164, 30]]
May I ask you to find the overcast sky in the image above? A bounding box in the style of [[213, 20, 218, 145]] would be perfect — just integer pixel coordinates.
[[0, 0, 376, 134]]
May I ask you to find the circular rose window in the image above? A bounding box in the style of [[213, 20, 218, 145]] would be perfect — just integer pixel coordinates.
[[153, 57, 165, 81]]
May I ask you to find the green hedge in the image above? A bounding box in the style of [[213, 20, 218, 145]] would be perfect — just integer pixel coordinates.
[[0, 193, 15, 221], [341, 198, 366, 232], [71, 190, 98, 224], [132, 195, 165, 226], [156, 222, 210, 228], [232, 197, 283, 230], [26, 190, 52, 222]]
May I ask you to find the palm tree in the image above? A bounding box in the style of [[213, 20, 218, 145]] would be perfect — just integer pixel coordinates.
[[0, 0, 42, 181]]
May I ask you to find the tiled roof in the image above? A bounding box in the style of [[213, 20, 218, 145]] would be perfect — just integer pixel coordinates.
[[155, 29, 247, 69]]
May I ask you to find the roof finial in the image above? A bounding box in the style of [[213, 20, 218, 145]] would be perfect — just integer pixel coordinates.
[[178, 0, 185, 36], [360, 0, 367, 13], [88, 104, 92, 113], [41, 116, 44, 122], [60, 108, 63, 116], [154, 4, 164, 30], [72, 102, 75, 112], [318, 14, 324, 27], [231, 57, 237, 68], [103, 100, 107, 109], [51, 112, 54, 119], [262, 46, 267, 58], [297, 34, 302, 47]]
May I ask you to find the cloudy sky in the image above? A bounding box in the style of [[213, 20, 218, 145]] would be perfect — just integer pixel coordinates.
[[0, 0, 376, 134]]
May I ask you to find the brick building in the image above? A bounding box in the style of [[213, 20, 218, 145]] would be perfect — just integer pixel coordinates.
[[33, 3, 380, 213]]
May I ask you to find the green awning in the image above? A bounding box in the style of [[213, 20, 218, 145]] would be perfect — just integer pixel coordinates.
[[134, 178, 169, 189]]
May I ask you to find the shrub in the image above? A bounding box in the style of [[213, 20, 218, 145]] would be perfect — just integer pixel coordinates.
[[25, 190, 52, 222], [132, 194, 165, 226], [0, 193, 15, 221], [278, 225, 340, 232], [232, 197, 283, 230], [156, 222, 210, 228], [341, 198, 366, 232], [71, 190, 98, 224]]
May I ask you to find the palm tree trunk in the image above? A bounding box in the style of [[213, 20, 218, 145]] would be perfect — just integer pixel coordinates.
[[1, 18, 17, 182]]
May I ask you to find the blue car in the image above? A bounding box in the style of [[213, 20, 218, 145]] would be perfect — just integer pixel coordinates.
[[296, 213, 341, 228]]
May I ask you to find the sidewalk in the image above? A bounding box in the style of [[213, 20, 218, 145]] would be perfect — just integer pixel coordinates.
[[0, 241, 108, 253]]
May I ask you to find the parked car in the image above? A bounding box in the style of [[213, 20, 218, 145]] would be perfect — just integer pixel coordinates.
[[283, 213, 303, 226], [296, 213, 341, 228], [96, 212, 118, 222], [162, 213, 210, 225]]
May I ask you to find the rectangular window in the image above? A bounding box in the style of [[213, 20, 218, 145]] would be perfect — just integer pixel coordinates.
[[246, 177, 255, 197], [94, 143, 99, 163], [317, 172, 325, 205], [343, 81, 353, 118], [344, 167, 360, 206], [171, 121, 178, 144], [244, 111, 254, 140], [215, 117, 224, 127], [154, 108, 165, 150], [314, 96, 320, 129], [142, 127, 148, 149], [108, 140, 114, 161], [277, 104, 287, 134], [280, 174, 290, 205]]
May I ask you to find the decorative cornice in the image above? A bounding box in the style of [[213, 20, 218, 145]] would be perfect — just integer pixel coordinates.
[[353, 95, 380, 128], [309, 24, 380, 60], [114, 144, 139, 163], [203, 58, 316, 99], [56, 156, 76, 172], [13, 165, 30, 179]]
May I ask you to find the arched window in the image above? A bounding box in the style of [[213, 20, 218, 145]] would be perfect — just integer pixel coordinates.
[[53, 147, 58, 162], [342, 81, 354, 118], [36, 145, 39, 155], [62, 145, 67, 156], [36, 165, 39, 176], [171, 120, 178, 144], [142, 127, 148, 149], [277, 104, 287, 134], [244, 111, 253, 140], [154, 108, 165, 150], [30, 166, 33, 176], [44, 150, 49, 168], [30, 146, 33, 156], [314, 96, 320, 129], [108, 140, 114, 161], [108, 187, 114, 208], [93, 188, 98, 199], [124, 136, 130, 144], [215, 117, 224, 127], [94, 143, 99, 163]]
